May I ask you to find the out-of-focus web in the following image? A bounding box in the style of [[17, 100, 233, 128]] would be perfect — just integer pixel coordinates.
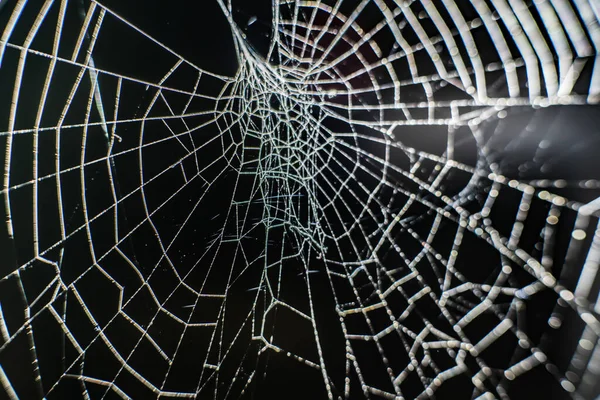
[[1, 0, 600, 399]]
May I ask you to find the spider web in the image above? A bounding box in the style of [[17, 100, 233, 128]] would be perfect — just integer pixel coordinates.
[[1, 0, 600, 399]]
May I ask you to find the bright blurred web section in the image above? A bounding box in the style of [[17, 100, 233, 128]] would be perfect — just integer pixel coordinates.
[[1, 0, 600, 399]]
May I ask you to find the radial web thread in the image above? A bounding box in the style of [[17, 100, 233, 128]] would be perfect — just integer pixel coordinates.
[[1, 0, 600, 399]]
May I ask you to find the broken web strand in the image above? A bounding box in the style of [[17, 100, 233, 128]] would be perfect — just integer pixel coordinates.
[[0, 0, 599, 399]]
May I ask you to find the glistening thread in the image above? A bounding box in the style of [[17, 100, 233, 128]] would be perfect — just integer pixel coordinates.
[[0, 1, 600, 399]]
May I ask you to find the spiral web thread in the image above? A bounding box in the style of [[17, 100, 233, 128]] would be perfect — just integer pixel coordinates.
[[1, 0, 600, 399]]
